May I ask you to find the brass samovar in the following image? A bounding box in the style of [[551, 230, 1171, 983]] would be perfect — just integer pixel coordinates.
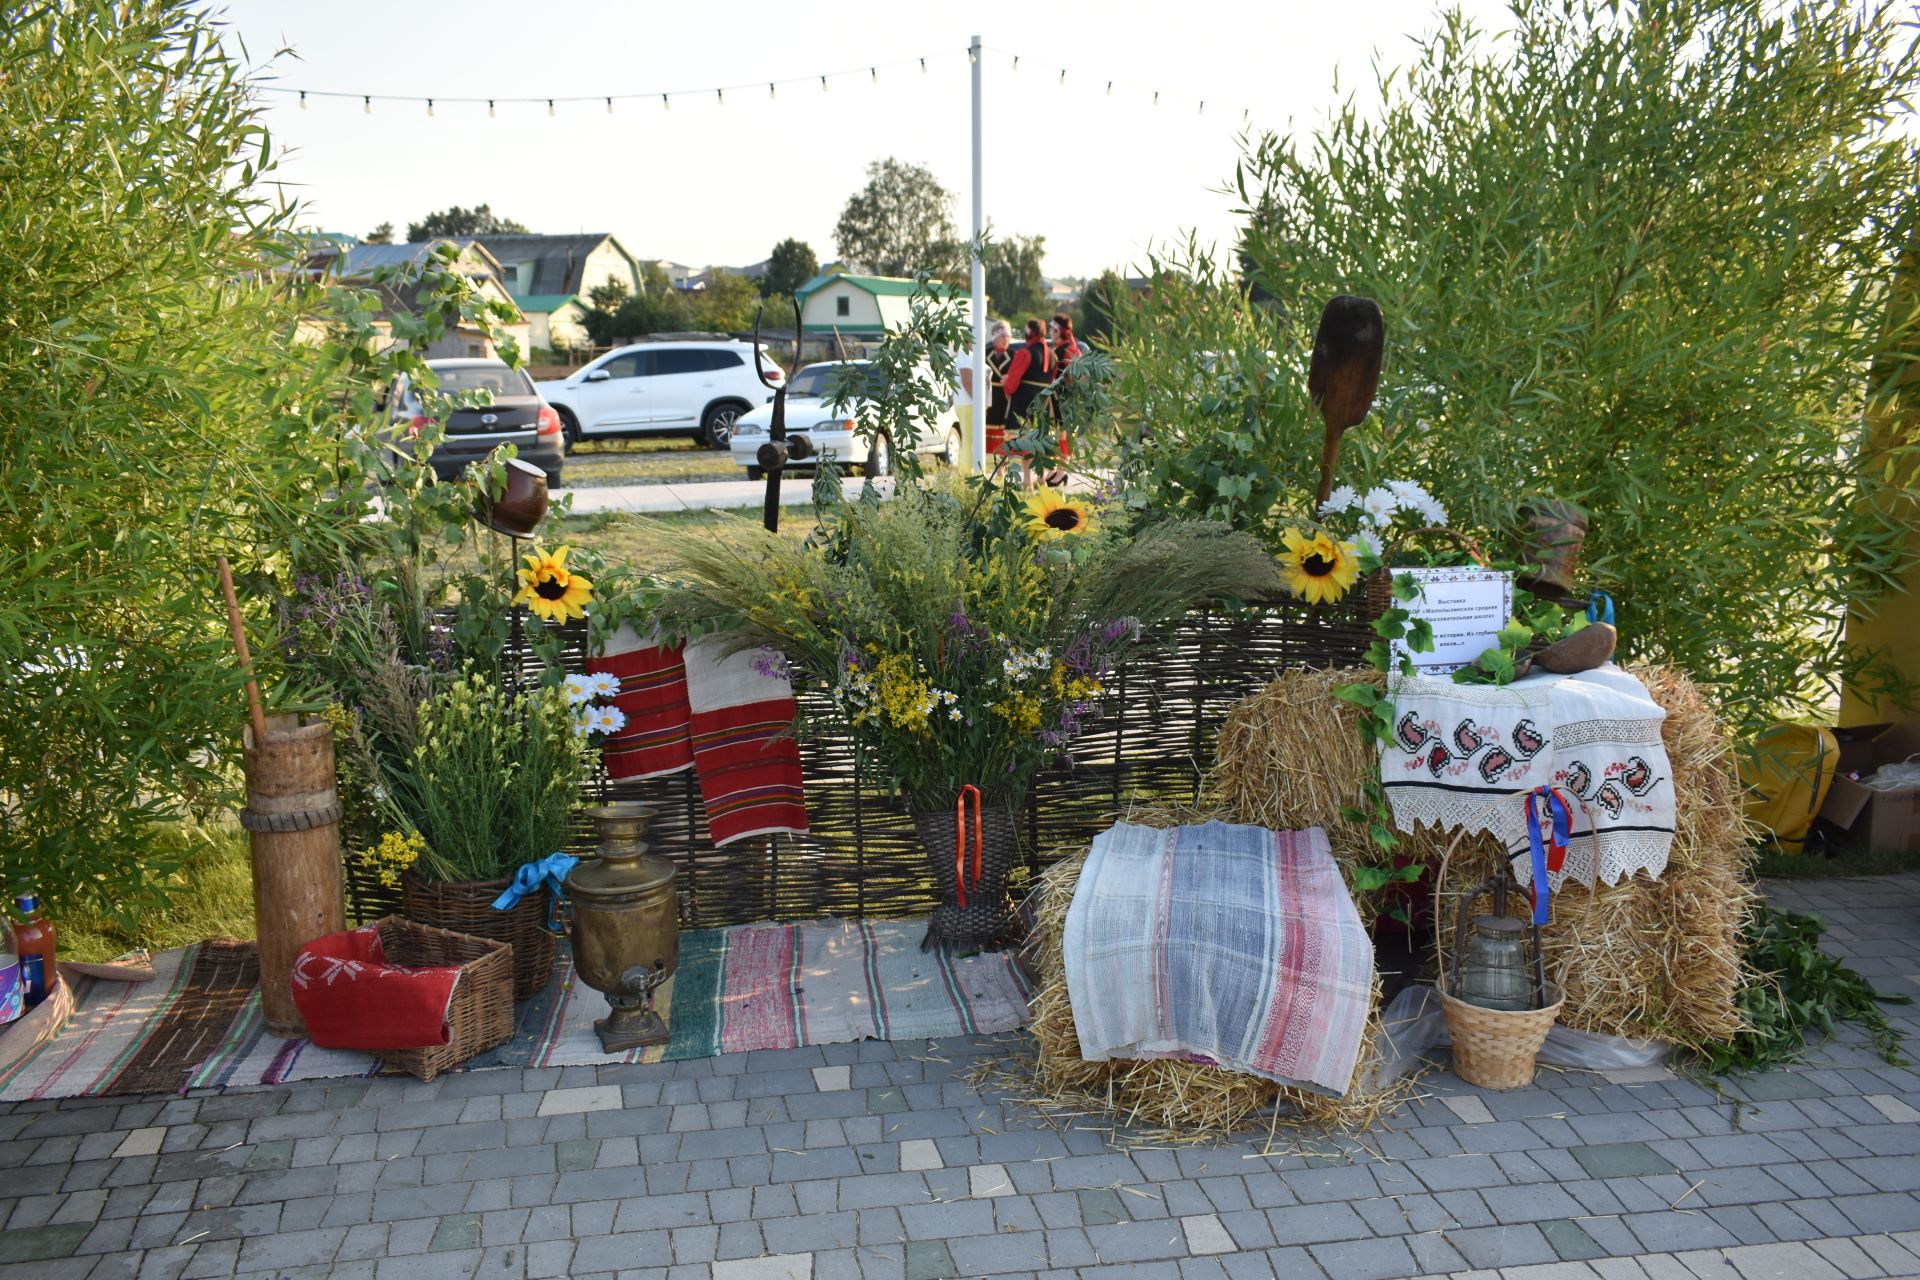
[[566, 802, 679, 1051]]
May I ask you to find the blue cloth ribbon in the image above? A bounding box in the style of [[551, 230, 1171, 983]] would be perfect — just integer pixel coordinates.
[[1587, 591, 1615, 626], [1524, 787, 1572, 926], [492, 853, 579, 933]]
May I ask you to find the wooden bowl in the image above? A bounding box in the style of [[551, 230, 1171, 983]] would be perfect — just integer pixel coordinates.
[[1534, 622, 1617, 675]]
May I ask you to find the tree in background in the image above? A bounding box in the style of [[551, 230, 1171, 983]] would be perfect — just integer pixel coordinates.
[[585, 266, 760, 343], [834, 158, 960, 278], [985, 233, 1048, 320], [587, 278, 630, 314], [1077, 271, 1129, 347], [406, 203, 530, 241], [762, 238, 819, 298], [1127, 0, 1918, 727], [1, 1, 368, 919], [364, 221, 394, 245]]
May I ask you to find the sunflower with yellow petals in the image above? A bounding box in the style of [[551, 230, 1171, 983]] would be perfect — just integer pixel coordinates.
[[1021, 488, 1095, 541], [512, 544, 594, 623], [1279, 527, 1360, 606]]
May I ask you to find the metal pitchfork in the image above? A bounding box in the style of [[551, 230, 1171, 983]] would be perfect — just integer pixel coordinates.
[[750, 297, 815, 534]]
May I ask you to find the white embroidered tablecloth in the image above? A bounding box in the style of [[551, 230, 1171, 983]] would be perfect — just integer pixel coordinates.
[[1378, 664, 1676, 889]]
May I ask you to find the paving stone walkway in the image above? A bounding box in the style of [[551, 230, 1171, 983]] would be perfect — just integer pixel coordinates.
[[3, 874, 1918, 1280]]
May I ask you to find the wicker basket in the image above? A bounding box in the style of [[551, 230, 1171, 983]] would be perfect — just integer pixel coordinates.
[[912, 800, 1021, 952], [361, 915, 514, 1082], [1437, 981, 1565, 1090], [402, 873, 555, 1001]]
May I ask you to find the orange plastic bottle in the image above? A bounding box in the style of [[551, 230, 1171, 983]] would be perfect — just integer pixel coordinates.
[[13, 892, 56, 1009]]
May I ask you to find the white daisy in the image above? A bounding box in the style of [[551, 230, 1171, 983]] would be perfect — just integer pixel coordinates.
[[591, 705, 628, 735], [562, 674, 599, 705], [1359, 486, 1397, 526], [583, 671, 622, 699], [1354, 527, 1383, 561], [1320, 485, 1358, 517]]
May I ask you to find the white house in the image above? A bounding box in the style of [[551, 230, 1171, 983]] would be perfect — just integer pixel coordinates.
[[465, 233, 643, 353], [794, 272, 963, 340]]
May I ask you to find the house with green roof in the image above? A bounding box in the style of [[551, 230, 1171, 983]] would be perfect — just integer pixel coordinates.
[[794, 272, 963, 339]]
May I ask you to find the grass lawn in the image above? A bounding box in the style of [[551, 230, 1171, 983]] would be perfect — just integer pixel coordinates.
[[566, 436, 741, 486], [61, 826, 256, 962]]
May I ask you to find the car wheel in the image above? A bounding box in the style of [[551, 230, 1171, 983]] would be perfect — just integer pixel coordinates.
[[555, 407, 581, 453], [746, 465, 764, 481], [701, 403, 743, 447], [941, 425, 963, 466], [863, 432, 893, 478]]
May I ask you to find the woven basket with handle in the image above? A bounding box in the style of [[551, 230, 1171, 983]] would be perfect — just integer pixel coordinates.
[[1429, 791, 1597, 1090]]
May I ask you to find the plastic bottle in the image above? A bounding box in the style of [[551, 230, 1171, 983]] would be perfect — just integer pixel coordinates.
[[13, 892, 55, 1009], [0, 922, 20, 1027]]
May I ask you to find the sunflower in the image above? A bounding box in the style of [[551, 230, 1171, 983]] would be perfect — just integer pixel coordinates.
[[512, 544, 594, 623], [1279, 527, 1361, 606], [1022, 488, 1095, 541]]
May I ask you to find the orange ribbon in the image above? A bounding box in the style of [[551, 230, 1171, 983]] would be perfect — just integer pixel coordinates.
[[954, 784, 983, 908]]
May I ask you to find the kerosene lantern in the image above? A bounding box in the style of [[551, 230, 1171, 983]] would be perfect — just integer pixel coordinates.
[[564, 802, 680, 1051], [1448, 870, 1547, 1012]]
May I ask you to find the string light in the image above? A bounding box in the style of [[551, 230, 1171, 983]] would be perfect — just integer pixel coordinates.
[[1059, 69, 1066, 85], [870, 67, 877, 82], [821, 75, 828, 92], [426, 99, 435, 118], [1198, 100, 1204, 114], [298, 90, 307, 109], [716, 87, 724, 105], [362, 95, 371, 114], [488, 99, 495, 118], [1153, 90, 1160, 106], [1106, 80, 1113, 95], [920, 58, 927, 73], [605, 97, 613, 114], [546, 99, 555, 116], [662, 93, 670, 110], [769, 82, 776, 98], [1012, 55, 1019, 70]]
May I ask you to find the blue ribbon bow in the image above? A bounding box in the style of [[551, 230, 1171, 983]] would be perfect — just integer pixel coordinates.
[[1524, 787, 1572, 926], [1587, 591, 1615, 626], [492, 852, 579, 933]]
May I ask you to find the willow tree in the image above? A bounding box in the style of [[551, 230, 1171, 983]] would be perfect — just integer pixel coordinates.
[[1220, 0, 1920, 725]]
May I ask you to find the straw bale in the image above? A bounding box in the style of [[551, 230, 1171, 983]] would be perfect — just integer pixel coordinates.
[[1210, 664, 1754, 1046], [1014, 663, 1750, 1140]]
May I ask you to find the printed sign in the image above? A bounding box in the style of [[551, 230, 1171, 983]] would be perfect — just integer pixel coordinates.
[[1389, 566, 1514, 674]]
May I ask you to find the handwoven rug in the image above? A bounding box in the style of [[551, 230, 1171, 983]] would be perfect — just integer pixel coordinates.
[[0, 918, 1032, 1101]]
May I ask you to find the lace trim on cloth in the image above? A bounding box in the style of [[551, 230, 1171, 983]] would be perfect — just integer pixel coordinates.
[[1379, 666, 1676, 890]]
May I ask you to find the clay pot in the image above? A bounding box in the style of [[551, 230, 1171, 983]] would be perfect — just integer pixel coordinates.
[[478, 458, 548, 537], [1534, 622, 1617, 675]]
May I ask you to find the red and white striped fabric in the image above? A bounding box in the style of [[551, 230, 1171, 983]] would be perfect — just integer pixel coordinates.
[[589, 626, 809, 847]]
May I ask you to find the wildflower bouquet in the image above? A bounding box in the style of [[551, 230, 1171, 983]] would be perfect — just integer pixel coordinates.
[[647, 478, 1281, 813], [405, 673, 592, 883]]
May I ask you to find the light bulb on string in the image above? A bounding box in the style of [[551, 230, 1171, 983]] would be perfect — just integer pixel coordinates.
[[488, 99, 496, 118], [919, 58, 927, 73], [1059, 69, 1066, 85], [870, 67, 877, 83], [662, 93, 670, 110], [1198, 100, 1204, 114], [363, 95, 371, 114], [426, 98, 434, 117], [606, 97, 613, 114], [547, 99, 555, 116], [1106, 80, 1113, 96], [768, 82, 775, 98], [820, 75, 828, 92], [1012, 55, 1019, 70], [298, 90, 307, 110], [968, 45, 977, 64], [716, 88, 724, 105], [1153, 90, 1160, 106]]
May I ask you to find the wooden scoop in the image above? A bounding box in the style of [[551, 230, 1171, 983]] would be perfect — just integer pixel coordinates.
[[1308, 295, 1386, 507]]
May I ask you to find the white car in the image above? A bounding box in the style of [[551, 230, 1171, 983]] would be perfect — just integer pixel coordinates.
[[729, 360, 964, 479], [536, 339, 779, 450]]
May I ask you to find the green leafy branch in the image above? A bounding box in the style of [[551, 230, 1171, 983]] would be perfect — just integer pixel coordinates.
[[1333, 567, 1432, 909]]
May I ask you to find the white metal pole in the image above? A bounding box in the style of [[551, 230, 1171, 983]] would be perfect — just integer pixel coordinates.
[[969, 33, 988, 474]]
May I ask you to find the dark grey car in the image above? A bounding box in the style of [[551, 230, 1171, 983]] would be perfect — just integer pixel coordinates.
[[389, 358, 566, 488]]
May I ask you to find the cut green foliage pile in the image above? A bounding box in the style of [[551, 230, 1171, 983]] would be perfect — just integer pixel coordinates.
[[1700, 905, 1910, 1075]]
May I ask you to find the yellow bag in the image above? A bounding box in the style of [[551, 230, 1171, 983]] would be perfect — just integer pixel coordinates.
[[1743, 723, 1839, 854]]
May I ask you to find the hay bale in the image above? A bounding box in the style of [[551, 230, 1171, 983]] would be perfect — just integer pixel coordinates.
[[1016, 663, 1751, 1141], [1020, 812, 1408, 1144], [1210, 664, 1754, 1047]]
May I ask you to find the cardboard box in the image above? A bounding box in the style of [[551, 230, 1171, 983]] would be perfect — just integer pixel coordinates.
[[1820, 722, 1920, 852]]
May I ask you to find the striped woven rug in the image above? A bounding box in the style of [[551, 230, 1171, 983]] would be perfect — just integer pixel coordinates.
[[0, 919, 1032, 1101]]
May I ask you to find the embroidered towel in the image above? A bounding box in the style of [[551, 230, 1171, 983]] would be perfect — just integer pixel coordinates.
[[290, 927, 462, 1051], [590, 626, 809, 847], [1063, 820, 1375, 1096], [1379, 664, 1676, 888]]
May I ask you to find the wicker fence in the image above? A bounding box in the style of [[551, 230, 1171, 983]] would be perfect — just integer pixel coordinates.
[[345, 595, 1373, 928]]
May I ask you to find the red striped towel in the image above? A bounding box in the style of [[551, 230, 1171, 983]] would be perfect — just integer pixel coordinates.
[[590, 627, 808, 847]]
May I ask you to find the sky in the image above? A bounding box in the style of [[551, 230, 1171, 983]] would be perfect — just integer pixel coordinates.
[[222, 0, 1517, 280]]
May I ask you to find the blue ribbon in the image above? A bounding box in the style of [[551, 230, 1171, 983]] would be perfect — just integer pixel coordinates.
[[1524, 788, 1572, 926], [1587, 591, 1615, 626], [492, 853, 579, 933]]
